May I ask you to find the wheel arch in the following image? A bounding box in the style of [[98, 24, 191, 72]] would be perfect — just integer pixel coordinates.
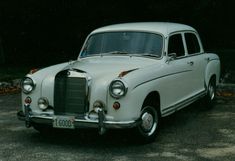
[[210, 74, 216, 84], [205, 58, 220, 87], [206, 74, 216, 90], [142, 91, 161, 117]]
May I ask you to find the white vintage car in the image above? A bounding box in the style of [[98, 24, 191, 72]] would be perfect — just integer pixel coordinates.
[[18, 22, 220, 142]]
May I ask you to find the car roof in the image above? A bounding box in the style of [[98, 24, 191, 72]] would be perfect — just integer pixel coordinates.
[[91, 22, 196, 37]]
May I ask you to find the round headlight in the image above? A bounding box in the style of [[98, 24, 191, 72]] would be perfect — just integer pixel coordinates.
[[109, 80, 127, 99], [21, 77, 35, 94], [38, 97, 49, 110]]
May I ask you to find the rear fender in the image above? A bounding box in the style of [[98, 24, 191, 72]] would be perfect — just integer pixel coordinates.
[[204, 55, 220, 88]]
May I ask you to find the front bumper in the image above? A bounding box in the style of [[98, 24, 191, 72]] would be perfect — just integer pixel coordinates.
[[17, 108, 140, 130]]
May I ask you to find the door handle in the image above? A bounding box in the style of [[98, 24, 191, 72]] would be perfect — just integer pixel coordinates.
[[187, 61, 194, 66]]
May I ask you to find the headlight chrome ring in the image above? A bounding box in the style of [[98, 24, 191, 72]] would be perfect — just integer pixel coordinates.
[[21, 77, 36, 94], [109, 79, 128, 99]]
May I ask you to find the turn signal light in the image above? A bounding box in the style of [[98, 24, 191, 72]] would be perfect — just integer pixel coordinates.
[[113, 102, 120, 110], [29, 68, 38, 74], [24, 96, 32, 104], [118, 68, 138, 77]]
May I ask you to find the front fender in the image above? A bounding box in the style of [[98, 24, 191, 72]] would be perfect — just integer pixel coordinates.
[[21, 62, 69, 113], [106, 79, 160, 121]]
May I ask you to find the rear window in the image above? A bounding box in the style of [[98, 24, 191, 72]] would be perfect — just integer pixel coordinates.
[[185, 33, 200, 54]]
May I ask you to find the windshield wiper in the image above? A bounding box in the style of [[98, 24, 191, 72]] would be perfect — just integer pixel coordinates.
[[142, 53, 159, 58], [101, 51, 129, 56]]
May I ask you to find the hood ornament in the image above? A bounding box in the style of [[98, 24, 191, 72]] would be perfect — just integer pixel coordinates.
[[67, 71, 71, 76], [68, 60, 74, 70]]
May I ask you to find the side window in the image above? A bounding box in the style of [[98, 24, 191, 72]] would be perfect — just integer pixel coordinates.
[[185, 33, 200, 54], [168, 34, 185, 57]]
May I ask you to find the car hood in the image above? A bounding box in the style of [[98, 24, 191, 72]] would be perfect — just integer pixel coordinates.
[[69, 56, 158, 79], [31, 55, 162, 104]]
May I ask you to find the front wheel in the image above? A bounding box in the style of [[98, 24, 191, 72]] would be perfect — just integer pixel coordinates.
[[136, 106, 159, 143]]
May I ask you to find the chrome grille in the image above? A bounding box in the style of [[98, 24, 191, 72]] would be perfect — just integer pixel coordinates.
[[54, 70, 88, 115]]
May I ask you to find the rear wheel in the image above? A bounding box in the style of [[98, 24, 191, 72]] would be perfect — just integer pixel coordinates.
[[204, 78, 216, 108], [136, 106, 159, 143]]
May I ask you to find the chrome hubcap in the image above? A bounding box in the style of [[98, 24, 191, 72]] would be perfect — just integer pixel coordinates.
[[209, 83, 215, 100], [141, 112, 154, 131]]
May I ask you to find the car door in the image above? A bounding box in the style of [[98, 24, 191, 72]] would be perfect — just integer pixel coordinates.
[[161, 33, 194, 113], [183, 32, 207, 95]]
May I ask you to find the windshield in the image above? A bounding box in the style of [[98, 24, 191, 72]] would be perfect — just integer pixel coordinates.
[[80, 31, 163, 58]]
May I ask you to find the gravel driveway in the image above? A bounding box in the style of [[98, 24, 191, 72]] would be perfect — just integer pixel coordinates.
[[0, 93, 234, 161]]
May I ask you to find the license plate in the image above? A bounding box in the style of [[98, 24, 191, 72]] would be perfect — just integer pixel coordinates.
[[53, 116, 75, 129]]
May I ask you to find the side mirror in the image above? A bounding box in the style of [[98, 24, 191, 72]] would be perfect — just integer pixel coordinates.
[[166, 53, 176, 63]]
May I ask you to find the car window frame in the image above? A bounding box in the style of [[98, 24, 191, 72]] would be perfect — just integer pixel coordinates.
[[182, 31, 204, 56], [167, 32, 187, 59]]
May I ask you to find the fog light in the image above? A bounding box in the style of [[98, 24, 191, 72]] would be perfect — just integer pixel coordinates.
[[113, 102, 120, 110], [38, 97, 49, 110], [24, 96, 32, 104], [93, 100, 104, 108], [93, 100, 105, 113]]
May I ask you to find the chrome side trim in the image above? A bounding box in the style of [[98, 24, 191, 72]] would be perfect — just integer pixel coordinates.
[[134, 70, 193, 89], [161, 90, 207, 117]]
